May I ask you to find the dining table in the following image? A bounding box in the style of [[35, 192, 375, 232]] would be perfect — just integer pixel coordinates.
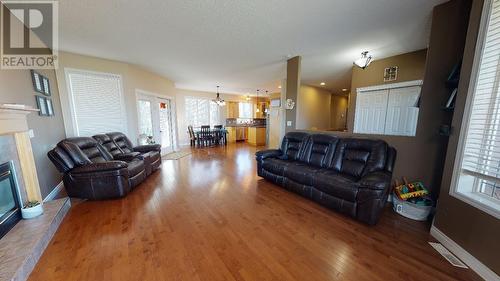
[[193, 128, 228, 146]]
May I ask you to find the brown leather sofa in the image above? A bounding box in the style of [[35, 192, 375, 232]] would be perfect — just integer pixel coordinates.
[[256, 132, 396, 225], [48, 133, 161, 200]]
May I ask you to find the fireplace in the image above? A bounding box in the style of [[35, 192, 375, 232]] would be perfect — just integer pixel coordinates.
[[0, 161, 21, 239]]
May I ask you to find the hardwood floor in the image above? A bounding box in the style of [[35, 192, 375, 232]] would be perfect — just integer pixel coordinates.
[[30, 143, 480, 281]]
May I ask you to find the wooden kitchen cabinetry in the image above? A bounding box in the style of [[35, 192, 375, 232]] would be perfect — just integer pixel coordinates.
[[226, 102, 239, 118], [226, 127, 237, 143], [247, 127, 266, 146]]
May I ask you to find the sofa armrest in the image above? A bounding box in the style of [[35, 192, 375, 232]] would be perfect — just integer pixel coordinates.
[[70, 161, 128, 174], [114, 152, 141, 161], [255, 149, 282, 161], [358, 171, 392, 190], [134, 144, 161, 153]]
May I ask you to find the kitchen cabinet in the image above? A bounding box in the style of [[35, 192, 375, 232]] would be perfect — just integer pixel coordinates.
[[226, 102, 239, 119], [247, 127, 266, 146], [226, 127, 237, 143]]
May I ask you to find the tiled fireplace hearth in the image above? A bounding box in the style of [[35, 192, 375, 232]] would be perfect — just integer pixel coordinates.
[[0, 105, 70, 281]]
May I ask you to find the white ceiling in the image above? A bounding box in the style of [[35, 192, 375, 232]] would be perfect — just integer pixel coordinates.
[[58, 0, 446, 95]]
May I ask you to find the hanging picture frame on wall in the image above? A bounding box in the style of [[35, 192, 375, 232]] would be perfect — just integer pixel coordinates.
[[42, 76, 51, 96], [46, 98, 54, 116], [35, 96, 48, 116], [31, 70, 44, 94]]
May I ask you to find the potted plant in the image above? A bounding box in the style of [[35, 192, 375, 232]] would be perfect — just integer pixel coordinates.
[[21, 201, 43, 219]]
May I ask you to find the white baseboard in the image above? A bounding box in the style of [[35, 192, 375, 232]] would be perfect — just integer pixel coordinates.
[[43, 181, 64, 202], [430, 225, 499, 281]]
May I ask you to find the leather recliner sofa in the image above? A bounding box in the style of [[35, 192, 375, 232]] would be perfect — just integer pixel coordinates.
[[256, 132, 396, 225], [48, 133, 161, 200]]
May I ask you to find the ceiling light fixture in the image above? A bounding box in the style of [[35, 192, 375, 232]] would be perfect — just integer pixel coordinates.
[[278, 85, 282, 89], [320, 82, 326, 86], [342, 88, 348, 92], [212, 86, 225, 106], [354, 51, 373, 69]]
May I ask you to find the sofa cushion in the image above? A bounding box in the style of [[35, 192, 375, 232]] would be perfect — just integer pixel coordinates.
[[107, 132, 134, 153], [284, 163, 322, 186], [59, 137, 112, 164], [299, 134, 339, 167], [127, 159, 145, 177], [312, 171, 359, 202], [330, 138, 388, 178], [93, 134, 124, 157], [280, 132, 309, 160], [262, 158, 293, 176]]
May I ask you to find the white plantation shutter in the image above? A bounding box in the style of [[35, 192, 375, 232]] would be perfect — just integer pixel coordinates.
[[185, 97, 221, 128], [454, 0, 500, 214], [67, 70, 125, 136]]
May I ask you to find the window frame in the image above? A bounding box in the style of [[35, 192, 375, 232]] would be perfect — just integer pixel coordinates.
[[449, 0, 500, 219], [64, 68, 127, 137]]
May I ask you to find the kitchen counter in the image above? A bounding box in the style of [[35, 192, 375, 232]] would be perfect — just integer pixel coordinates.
[[225, 125, 266, 128]]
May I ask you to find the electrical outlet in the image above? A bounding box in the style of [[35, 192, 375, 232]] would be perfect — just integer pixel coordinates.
[[286, 121, 292, 127], [28, 129, 35, 138]]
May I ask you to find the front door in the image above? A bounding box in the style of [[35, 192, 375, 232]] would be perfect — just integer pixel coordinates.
[[136, 91, 176, 155]]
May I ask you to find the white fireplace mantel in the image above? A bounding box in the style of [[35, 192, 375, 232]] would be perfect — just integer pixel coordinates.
[[0, 104, 42, 203]]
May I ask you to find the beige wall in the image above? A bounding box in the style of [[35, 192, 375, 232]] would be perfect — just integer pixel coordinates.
[[55, 52, 176, 144], [0, 69, 66, 199], [296, 85, 331, 130], [0, 7, 66, 198], [330, 94, 348, 130], [434, 0, 500, 275]]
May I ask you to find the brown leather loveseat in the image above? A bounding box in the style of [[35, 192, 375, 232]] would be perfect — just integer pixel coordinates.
[[47, 132, 161, 200]]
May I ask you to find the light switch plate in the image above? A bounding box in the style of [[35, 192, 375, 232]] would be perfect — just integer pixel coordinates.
[[286, 121, 292, 127], [28, 129, 35, 138]]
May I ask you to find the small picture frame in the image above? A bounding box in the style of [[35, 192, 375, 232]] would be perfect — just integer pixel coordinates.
[[31, 70, 44, 94], [383, 66, 398, 82], [42, 76, 51, 96], [46, 98, 54, 116], [35, 96, 48, 116]]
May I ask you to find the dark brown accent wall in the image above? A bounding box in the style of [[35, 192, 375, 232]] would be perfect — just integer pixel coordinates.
[[434, 0, 500, 274], [0, 69, 66, 198], [340, 0, 471, 198]]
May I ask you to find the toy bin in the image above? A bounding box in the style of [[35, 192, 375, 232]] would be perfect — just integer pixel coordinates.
[[392, 194, 432, 221]]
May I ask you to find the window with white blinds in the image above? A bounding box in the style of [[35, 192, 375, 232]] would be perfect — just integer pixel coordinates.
[[184, 97, 221, 128], [66, 69, 126, 136], [452, 0, 500, 218], [238, 102, 253, 119]]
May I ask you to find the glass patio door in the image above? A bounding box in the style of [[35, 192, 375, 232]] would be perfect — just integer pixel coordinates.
[[136, 91, 175, 155], [157, 98, 174, 155]]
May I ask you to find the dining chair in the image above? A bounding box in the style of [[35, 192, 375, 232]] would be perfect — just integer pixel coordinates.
[[213, 125, 224, 145], [188, 125, 197, 147], [200, 125, 213, 146]]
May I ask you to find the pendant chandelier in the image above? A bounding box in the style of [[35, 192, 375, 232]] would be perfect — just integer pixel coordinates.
[[256, 89, 260, 113], [212, 85, 225, 106]]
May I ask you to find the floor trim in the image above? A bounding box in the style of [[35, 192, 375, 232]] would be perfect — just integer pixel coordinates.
[[430, 225, 498, 281], [43, 181, 64, 202]]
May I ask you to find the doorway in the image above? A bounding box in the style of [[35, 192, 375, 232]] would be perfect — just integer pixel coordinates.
[[136, 90, 177, 155]]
